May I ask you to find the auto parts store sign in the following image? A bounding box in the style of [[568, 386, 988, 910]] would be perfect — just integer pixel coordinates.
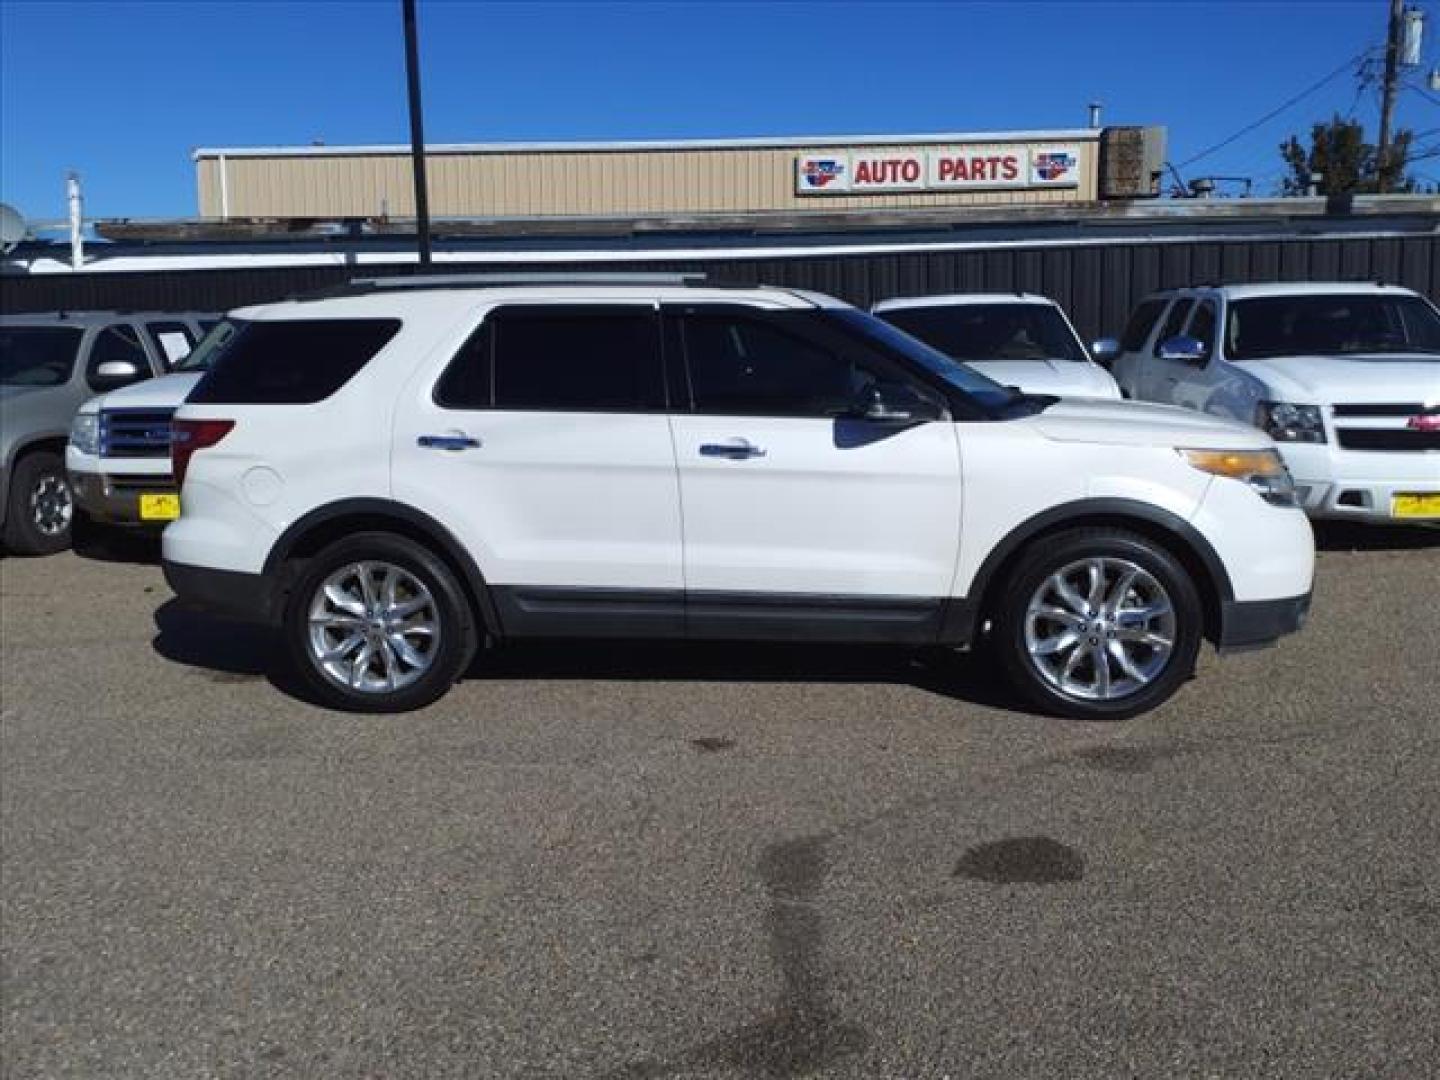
[[795, 146, 1081, 194]]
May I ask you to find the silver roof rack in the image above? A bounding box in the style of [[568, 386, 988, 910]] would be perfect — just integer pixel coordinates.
[[349, 272, 710, 289]]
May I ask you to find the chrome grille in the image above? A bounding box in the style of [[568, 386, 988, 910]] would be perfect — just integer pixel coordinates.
[[99, 408, 176, 459]]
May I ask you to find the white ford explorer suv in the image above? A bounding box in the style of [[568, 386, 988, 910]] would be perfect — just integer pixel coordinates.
[[161, 275, 1314, 719], [873, 293, 1121, 400], [1104, 283, 1440, 524]]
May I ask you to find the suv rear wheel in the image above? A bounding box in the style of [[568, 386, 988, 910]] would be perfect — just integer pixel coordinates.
[[3, 450, 73, 556], [283, 532, 478, 713], [992, 528, 1203, 721]]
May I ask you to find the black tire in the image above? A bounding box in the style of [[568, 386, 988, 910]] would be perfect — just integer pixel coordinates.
[[2, 450, 74, 555], [282, 532, 478, 713], [991, 528, 1204, 721]]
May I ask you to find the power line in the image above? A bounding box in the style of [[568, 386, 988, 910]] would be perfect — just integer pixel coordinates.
[[1404, 82, 1440, 108], [1178, 47, 1379, 169]]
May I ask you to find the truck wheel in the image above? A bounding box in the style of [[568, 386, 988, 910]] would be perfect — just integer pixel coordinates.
[[283, 532, 478, 713], [2, 450, 74, 555], [992, 528, 1203, 721]]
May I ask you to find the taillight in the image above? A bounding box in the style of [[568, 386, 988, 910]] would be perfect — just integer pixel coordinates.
[[171, 419, 235, 488]]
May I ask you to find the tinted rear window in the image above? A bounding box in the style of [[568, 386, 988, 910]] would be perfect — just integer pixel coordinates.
[[489, 307, 663, 411], [188, 319, 401, 404]]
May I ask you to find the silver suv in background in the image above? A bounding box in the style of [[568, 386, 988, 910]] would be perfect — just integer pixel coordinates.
[[0, 311, 216, 554], [1099, 283, 1440, 525]]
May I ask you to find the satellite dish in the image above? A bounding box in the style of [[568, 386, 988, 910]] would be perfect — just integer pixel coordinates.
[[0, 203, 27, 255]]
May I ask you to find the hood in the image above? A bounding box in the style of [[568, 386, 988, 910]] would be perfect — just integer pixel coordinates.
[[968, 358, 1119, 400], [1239, 354, 1440, 403], [83, 372, 203, 413], [1028, 397, 1270, 449]]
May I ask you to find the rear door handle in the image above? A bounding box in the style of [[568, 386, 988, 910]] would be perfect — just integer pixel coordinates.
[[417, 433, 481, 451], [700, 439, 766, 460]]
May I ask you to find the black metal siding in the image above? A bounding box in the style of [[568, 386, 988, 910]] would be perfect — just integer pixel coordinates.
[[3, 234, 1437, 341]]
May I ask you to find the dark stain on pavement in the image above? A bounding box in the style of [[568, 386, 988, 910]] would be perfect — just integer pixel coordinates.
[[1071, 742, 1185, 774], [691, 737, 735, 753], [604, 833, 868, 1078], [204, 670, 264, 684], [954, 837, 1085, 885]]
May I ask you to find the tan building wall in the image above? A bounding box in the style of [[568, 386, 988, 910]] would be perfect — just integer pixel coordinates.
[[195, 131, 1107, 219]]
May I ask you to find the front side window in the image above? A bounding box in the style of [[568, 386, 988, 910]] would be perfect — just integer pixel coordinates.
[[1225, 294, 1440, 361], [88, 323, 150, 379], [1153, 300, 1196, 356], [1120, 298, 1168, 352], [0, 327, 82, 387], [879, 303, 1086, 363], [680, 309, 945, 419], [188, 318, 401, 404], [1187, 301, 1218, 359], [682, 312, 859, 417]]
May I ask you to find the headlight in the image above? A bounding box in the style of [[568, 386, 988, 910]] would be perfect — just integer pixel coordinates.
[[1180, 447, 1298, 508], [69, 412, 100, 455], [1255, 401, 1326, 443]]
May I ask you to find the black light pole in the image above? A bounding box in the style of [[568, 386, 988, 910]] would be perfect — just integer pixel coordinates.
[[402, 0, 432, 266]]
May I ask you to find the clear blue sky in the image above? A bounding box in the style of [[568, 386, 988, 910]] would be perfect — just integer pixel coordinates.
[[2, 0, 1436, 220]]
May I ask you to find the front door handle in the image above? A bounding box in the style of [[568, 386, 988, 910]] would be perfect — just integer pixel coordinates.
[[418, 433, 481, 451], [700, 439, 766, 460]]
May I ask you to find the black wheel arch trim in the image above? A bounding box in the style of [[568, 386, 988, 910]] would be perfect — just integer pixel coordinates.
[[958, 497, 1235, 644], [264, 498, 503, 636]]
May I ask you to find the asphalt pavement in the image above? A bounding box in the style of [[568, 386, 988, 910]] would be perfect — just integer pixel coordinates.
[[2, 524, 1438, 1079]]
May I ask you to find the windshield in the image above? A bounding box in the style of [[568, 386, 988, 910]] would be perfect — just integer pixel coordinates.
[[0, 327, 83, 387], [878, 302, 1087, 363], [1226, 294, 1440, 361], [173, 318, 242, 372], [828, 308, 1022, 413]]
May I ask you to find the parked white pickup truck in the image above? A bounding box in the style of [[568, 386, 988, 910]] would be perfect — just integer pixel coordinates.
[[1100, 283, 1440, 524], [67, 322, 231, 528]]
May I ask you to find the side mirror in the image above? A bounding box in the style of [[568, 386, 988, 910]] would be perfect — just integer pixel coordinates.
[[1157, 335, 1208, 365], [1090, 338, 1121, 367], [854, 381, 941, 423], [91, 360, 145, 390]]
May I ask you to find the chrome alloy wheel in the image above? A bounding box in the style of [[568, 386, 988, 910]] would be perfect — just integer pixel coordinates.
[[30, 473, 73, 537], [1023, 557, 1176, 702], [307, 561, 441, 693]]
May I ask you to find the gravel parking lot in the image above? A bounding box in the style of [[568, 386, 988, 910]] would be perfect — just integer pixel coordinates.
[[2, 526, 1438, 1079]]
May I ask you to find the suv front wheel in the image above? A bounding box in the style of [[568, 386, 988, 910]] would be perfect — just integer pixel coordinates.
[[283, 533, 478, 713], [3, 450, 74, 556], [992, 528, 1204, 721]]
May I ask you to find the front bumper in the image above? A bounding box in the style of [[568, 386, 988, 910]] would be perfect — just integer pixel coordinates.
[[1217, 591, 1312, 653], [1292, 477, 1440, 523], [163, 559, 282, 625], [69, 469, 178, 525]]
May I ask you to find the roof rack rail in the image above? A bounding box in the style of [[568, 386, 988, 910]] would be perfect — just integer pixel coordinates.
[[349, 271, 710, 290]]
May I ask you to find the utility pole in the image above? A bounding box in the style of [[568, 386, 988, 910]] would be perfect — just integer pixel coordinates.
[[402, 0, 432, 266], [1377, 0, 1403, 194]]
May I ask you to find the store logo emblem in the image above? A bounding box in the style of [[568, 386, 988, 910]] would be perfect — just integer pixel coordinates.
[[1407, 412, 1440, 432], [801, 158, 846, 188], [1033, 151, 1077, 181]]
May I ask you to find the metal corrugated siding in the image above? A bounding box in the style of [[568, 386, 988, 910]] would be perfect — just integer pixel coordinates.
[[203, 142, 1099, 218], [4, 235, 1437, 341]]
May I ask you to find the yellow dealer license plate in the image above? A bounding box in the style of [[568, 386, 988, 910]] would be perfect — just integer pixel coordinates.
[[138, 493, 181, 521], [1392, 493, 1440, 519]]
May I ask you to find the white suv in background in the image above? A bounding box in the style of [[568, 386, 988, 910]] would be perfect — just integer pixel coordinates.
[[68, 322, 232, 530], [162, 275, 1314, 719], [1103, 283, 1440, 524], [873, 293, 1120, 400]]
